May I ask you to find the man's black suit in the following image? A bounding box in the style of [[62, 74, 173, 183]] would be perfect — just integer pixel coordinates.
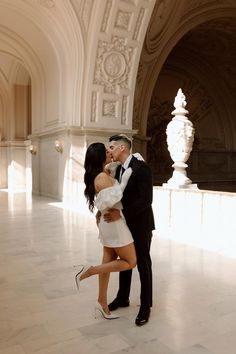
[[115, 155, 155, 309]]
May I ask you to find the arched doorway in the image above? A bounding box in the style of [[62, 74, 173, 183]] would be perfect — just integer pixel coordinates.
[[134, 2, 236, 192]]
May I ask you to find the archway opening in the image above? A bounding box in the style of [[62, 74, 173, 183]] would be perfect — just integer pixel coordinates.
[[147, 17, 236, 192], [0, 51, 32, 190]]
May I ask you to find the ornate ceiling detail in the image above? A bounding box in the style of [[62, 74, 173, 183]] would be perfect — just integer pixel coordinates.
[[94, 36, 133, 94], [115, 10, 132, 31]]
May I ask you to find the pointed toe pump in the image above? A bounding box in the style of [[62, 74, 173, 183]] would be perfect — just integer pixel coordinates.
[[94, 302, 120, 320]]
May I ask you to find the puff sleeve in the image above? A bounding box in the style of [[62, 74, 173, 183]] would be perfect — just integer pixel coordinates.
[[95, 168, 132, 211]]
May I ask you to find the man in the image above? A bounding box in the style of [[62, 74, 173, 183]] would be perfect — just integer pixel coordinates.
[[104, 134, 155, 326]]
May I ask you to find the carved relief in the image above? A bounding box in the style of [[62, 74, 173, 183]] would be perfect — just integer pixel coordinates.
[[115, 10, 132, 31], [94, 36, 133, 93], [103, 100, 117, 117]]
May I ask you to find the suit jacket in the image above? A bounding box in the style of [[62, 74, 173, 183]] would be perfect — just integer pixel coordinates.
[[116, 156, 155, 237]]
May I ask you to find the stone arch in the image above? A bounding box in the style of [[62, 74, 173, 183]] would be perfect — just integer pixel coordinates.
[[0, 0, 85, 134], [0, 27, 45, 136], [134, 5, 236, 146]]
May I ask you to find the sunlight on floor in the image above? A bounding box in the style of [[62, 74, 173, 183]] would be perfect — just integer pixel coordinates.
[[48, 187, 236, 260]]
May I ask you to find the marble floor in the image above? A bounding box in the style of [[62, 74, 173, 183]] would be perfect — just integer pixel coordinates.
[[1, 191, 236, 354]]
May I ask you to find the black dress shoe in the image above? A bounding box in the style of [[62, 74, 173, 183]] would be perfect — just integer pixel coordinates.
[[135, 308, 150, 326], [108, 298, 130, 311]]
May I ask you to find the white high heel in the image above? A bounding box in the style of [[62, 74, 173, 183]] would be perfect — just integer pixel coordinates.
[[94, 302, 120, 320], [75, 265, 90, 290]]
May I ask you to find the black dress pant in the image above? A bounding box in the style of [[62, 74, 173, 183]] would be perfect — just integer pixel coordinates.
[[117, 232, 152, 309]]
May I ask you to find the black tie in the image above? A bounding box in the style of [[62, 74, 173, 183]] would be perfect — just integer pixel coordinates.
[[119, 166, 125, 182]]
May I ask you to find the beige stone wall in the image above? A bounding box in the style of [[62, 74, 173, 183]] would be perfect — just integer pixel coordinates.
[[1, 0, 236, 199]]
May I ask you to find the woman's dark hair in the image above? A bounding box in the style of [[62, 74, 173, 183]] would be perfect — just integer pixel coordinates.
[[84, 142, 106, 212]]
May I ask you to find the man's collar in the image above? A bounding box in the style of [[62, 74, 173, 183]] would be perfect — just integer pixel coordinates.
[[122, 154, 132, 169]]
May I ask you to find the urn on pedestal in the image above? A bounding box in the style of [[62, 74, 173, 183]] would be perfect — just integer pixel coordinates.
[[164, 88, 197, 189]]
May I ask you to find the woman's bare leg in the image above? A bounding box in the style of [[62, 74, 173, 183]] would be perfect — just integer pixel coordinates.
[[80, 243, 136, 281], [98, 247, 116, 314]]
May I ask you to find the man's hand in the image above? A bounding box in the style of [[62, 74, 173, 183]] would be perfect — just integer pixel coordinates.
[[96, 211, 101, 226], [103, 208, 121, 223]]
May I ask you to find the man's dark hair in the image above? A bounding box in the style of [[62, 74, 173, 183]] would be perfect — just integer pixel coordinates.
[[109, 134, 132, 150]]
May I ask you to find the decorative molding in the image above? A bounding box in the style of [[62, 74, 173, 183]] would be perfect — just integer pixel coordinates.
[[115, 10, 132, 31], [101, 0, 113, 32], [91, 91, 97, 122], [94, 36, 133, 94], [121, 95, 128, 125], [145, 0, 175, 55], [184, 0, 236, 14], [70, 0, 94, 32], [121, 0, 137, 5], [80, 0, 94, 32], [133, 7, 145, 40]]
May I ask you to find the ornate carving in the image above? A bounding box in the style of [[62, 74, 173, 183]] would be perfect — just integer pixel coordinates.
[[167, 90, 194, 163], [115, 10, 132, 31], [101, 0, 113, 32], [94, 36, 133, 93], [103, 52, 126, 79], [165, 89, 195, 187], [103, 100, 117, 117]]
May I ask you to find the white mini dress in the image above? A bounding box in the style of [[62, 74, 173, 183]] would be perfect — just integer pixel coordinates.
[[95, 170, 133, 248]]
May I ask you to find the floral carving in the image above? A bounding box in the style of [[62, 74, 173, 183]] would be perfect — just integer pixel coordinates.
[[94, 36, 133, 93]]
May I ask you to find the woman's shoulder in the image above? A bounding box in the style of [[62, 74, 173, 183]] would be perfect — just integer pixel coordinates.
[[95, 172, 114, 192]]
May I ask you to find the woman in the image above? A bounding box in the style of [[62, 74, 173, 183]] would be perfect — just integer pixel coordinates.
[[76, 142, 136, 319]]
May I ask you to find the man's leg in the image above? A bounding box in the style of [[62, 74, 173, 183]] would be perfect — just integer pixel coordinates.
[[135, 232, 152, 325], [108, 269, 132, 311]]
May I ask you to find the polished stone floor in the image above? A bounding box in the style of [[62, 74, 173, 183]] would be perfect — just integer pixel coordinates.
[[1, 191, 236, 354]]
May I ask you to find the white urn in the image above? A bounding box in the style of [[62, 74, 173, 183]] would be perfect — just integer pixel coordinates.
[[165, 89, 196, 188]]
